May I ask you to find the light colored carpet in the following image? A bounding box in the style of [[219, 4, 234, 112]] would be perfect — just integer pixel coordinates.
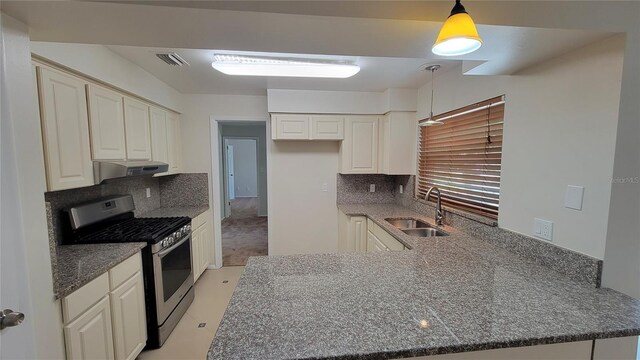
[[221, 198, 268, 266]]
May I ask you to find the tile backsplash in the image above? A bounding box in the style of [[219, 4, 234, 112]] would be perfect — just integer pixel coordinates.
[[46, 173, 208, 245], [336, 174, 398, 204]]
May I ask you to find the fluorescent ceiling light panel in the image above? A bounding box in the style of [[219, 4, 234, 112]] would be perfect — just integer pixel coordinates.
[[211, 54, 360, 78]]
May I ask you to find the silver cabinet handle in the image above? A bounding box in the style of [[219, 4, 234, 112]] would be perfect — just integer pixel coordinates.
[[0, 309, 25, 330]]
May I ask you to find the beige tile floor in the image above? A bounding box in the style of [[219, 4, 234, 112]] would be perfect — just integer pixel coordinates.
[[138, 266, 244, 360]]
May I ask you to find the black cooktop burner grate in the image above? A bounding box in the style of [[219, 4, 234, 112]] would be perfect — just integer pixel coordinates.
[[77, 217, 190, 244]]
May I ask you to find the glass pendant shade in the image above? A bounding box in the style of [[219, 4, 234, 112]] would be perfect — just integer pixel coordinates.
[[432, 5, 482, 56]]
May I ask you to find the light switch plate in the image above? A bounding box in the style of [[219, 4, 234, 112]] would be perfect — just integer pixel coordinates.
[[533, 218, 553, 241], [564, 185, 584, 210], [146, 188, 151, 198]]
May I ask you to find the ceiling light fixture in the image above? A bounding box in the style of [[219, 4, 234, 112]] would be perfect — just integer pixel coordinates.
[[211, 54, 360, 78], [421, 65, 444, 127], [432, 0, 483, 56]]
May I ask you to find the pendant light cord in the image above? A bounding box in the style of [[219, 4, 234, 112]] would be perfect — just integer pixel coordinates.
[[430, 68, 435, 120]]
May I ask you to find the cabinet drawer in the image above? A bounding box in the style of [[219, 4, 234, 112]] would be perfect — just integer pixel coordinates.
[[109, 253, 142, 290], [62, 272, 110, 324], [192, 211, 208, 229], [367, 219, 405, 251]]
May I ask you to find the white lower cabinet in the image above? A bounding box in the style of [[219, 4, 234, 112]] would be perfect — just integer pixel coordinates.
[[110, 272, 147, 360], [367, 230, 390, 252], [64, 296, 115, 360], [367, 219, 405, 251], [338, 211, 405, 253], [338, 211, 367, 252], [62, 252, 146, 360], [191, 210, 212, 282]]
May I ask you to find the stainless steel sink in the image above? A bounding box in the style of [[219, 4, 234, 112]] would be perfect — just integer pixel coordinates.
[[401, 228, 448, 237], [385, 218, 448, 237], [385, 218, 431, 229]]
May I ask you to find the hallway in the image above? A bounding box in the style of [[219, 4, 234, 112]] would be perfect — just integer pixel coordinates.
[[221, 198, 268, 266]]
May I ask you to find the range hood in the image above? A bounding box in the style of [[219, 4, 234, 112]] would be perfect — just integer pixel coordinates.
[[93, 160, 169, 184]]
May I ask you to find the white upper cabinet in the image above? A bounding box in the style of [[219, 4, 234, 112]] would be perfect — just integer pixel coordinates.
[[166, 111, 182, 173], [150, 106, 169, 165], [87, 84, 126, 160], [37, 66, 94, 191], [271, 114, 345, 140], [378, 112, 417, 175], [340, 115, 379, 174], [272, 114, 310, 140], [123, 97, 152, 160], [310, 115, 344, 140]]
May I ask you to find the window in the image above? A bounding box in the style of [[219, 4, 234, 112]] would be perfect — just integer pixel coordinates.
[[417, 96, 505, 219]]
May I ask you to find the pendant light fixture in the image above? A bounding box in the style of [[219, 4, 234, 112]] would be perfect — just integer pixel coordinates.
[[432, 0, 482, 56], [421, 65, 444, 127]]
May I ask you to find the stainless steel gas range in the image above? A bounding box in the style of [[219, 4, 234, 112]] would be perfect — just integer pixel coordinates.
[[62, 195, 194, 348]]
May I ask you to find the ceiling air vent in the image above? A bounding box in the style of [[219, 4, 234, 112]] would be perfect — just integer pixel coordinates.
[[156, 53, 189, 66]]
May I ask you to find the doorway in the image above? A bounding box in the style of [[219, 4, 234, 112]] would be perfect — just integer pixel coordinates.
[[219, 122, 268, 266]]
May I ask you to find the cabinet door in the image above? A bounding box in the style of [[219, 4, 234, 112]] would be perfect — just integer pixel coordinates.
[[150, 106, 169, 165], [198, 223, 210, 275], [310, 115, 344, 140], [37, 66, 94, 191], [382, 112, 417, 175], [64, 296, 115, 360], [348, 216, 367, 252], [166, 111, 181, 173], [123, 97, 152, 160], [87, 84, 126, 160], [110, 272, 147, 360], [272, 114, 310, 140], [340, 116, 379, 173], [191, 225, 202, 282], [378, 114, 390, 174], [367, 231, 387, 252]]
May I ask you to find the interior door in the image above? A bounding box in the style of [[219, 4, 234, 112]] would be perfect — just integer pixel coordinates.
[[227, 144, 235, 200], [0, 61, 34, 358]]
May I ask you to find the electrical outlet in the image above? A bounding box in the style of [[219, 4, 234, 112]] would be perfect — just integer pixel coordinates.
[[533, 218, 553, 241], [369, 184, 376, 192], [145, 188, 151, 198], [399, 185, 404, 194], [321, 183, 328, 192]]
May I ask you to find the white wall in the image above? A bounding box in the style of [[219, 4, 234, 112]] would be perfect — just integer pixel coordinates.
[[181, 94, 268, 266], [417, 35, 625, 260], [29, 42, 184, 112], [269, 141, 340, 255], [268, 88, 417, 114], [226, 139, 258, 198], [0, 14, 65, 359]]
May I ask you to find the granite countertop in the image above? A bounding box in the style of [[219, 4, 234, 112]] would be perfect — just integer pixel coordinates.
[[138, 205, 209, 219], [208, 203, 640, 360], [54, 242, 147, 299]]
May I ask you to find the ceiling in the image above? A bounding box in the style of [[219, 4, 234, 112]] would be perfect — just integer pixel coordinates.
[[106, 47, 459, 95], [2, 1, 615, 95]]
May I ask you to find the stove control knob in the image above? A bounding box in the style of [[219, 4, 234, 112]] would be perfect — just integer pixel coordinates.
[[161, 239, 168, 248]]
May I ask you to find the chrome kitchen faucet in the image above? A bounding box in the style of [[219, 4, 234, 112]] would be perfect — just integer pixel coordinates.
[[425, 186, 444, 225]]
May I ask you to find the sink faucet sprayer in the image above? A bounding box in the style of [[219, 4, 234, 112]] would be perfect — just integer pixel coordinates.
[[425, 187, 444, 225]]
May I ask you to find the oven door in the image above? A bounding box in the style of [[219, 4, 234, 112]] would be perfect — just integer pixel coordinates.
[[153, 234, 194, 325]]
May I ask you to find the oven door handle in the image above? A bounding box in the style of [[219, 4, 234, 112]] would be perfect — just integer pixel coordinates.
[[156, 235, 190, 258]]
